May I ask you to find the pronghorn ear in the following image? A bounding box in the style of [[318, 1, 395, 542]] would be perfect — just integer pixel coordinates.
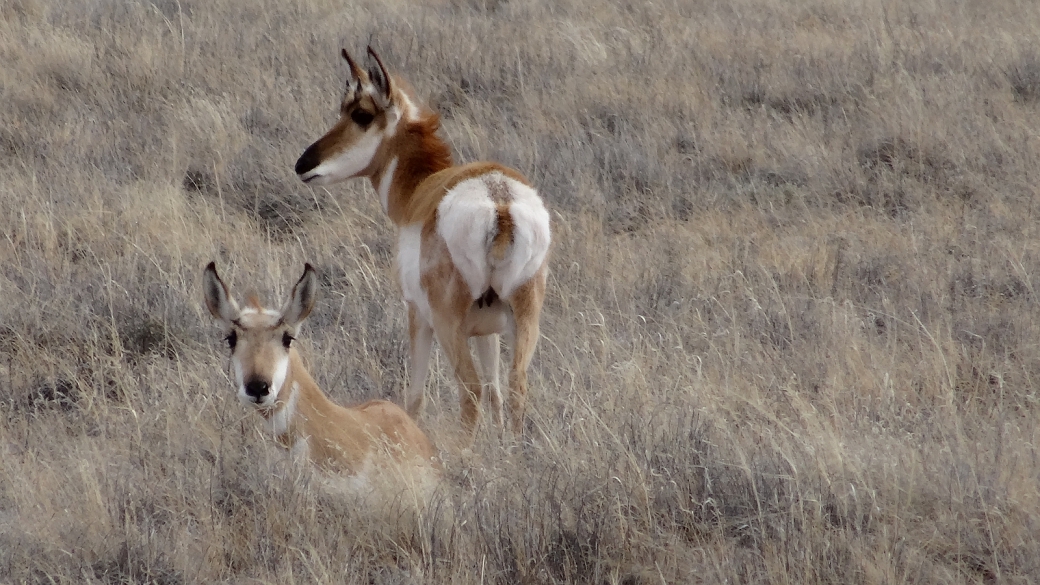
[[366, 46, 394, 106], [341, 48, 365, 84], [203, 262, 240, 324], [281, 263, 318, 328]]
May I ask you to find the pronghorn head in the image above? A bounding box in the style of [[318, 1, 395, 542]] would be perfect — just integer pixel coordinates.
[[295, 47, 408, 185], [203, 262, 317, 409]]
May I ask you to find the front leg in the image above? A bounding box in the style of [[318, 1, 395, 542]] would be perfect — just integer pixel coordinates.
[[406, 304, 434, 418]]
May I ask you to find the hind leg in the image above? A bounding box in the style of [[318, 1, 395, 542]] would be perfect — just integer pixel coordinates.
[[506, 267, 547, 434], [431, 312, 483, 443]]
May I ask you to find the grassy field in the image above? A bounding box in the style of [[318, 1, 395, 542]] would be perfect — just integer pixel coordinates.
[[3, 0, 1040, 582]]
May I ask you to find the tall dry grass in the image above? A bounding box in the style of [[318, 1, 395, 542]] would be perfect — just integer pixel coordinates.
[[3, 0, 1040, 582]]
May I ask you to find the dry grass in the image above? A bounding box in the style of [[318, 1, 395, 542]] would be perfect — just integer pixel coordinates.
[[3, 0, 1040, 582]]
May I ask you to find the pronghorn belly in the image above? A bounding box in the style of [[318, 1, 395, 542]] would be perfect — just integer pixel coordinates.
[[397, 224, 434, 324], [436, 173, 551, 301], [322, 457, 375, 495]]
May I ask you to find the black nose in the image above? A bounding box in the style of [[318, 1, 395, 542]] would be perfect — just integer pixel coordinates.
[[245, 380, 270, 399], [295, 144, 320, 176]]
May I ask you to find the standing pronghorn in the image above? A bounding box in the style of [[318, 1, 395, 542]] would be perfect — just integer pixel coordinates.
[[295, 47, 550, 440], [203, 262, 439, 485]]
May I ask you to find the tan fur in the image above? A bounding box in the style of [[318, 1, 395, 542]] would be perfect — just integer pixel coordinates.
[[393, 161, 529, 226], [267, 350, 439, 473], [298, 50, 549, 440], [379, 113, 455, 224], [500, 264, 547, 428]]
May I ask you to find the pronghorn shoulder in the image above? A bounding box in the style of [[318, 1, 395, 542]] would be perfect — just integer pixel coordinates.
[[400, 162, 531, 226]]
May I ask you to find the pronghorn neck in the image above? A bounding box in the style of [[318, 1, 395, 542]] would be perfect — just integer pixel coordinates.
[[369, 101, 453, 226], [263, 349, 333, 447]]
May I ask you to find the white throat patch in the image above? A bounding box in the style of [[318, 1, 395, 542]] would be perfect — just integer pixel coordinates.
[[269, 354, 290, 402], [378, 156, 399, 213], [304, 130, 382, 184], [268, 381, 300, 437]]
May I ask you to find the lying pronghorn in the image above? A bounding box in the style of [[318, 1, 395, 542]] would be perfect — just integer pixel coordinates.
[[203, 262, 439, 485], [295, 47, 550, 440]]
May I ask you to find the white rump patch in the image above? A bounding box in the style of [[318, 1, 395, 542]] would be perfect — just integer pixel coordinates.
[[436, 173, 550, 300], [436, 178, 499, 299], [493, 180, 551, 297], [397, 224, 432, 324]]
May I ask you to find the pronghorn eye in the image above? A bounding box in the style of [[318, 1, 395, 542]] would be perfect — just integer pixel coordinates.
[[350, 110, 375, 128], [282, 332, 294, 349], [225, 331, 237, 350]]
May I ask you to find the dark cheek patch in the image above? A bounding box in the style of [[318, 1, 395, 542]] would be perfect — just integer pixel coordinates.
[[318, 94, 391, 161]]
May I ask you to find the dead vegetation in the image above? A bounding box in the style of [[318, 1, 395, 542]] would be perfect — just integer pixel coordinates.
[[3, 0, 1040, 582]]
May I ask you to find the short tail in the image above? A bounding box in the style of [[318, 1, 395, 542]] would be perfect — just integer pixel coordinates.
[[474, 204, 513, 307], [489, 203, 513, 262]]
